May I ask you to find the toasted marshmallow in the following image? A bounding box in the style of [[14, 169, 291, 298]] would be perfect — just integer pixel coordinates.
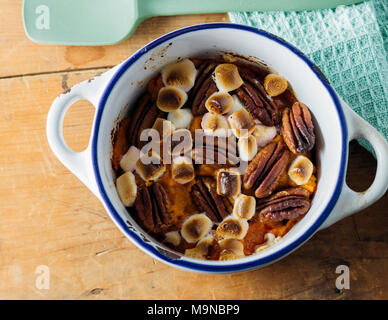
[[216, 216, 249, 240], [213, 63, 243, 92], [116, 171, 137, 207], [252, 124, 277, 148], [263, 73, 288, 97], [181, 213, 213, 243], [233, 194, 256, 220], [120, 146, 142, 172], [161, 59, 197, 92], [229, 94, 244, 114], [166, 128, 193, 156], [164, 231, 181, 247], [238, 135, 258, 162], [216, 168, 241, 198], [135, 152, 166, 182], [205, 92, 234, 115], [218, 239, 245, 260], [184, 235, 214, 259], [288, 155, 314, 185], [152, 118, 175, 141], [228, 108, 255, 138], [167, 108, 193, 129], [171, 156, 195, 184], [156, 86, 187, 112], [255, 233, 281, 253], [201, 112, 230, 137]]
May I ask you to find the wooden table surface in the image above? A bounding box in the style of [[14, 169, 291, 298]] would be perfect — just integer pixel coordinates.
[[0, 1, 387, 300]]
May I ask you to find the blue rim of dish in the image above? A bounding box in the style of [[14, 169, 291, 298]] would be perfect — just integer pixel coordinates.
[[92, 23, 348, 273]]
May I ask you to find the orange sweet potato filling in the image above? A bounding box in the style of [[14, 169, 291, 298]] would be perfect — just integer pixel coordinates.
[[111, 117, 131, 171], [243, 217, 302, 255], [146, 75, 163, 100], [158, 169, 198, 227]]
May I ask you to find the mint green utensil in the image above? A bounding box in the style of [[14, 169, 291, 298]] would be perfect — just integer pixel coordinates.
[[23, 0, 363, 45]]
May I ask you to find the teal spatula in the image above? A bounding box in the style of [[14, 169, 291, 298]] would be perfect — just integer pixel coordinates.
[[23, 0, 362, 45]]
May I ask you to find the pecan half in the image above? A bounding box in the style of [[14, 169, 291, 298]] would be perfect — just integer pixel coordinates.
[[281, 102, 315, 154], [243, 140, 289, 198], [191, 177, 232, 222], [236, 68, 279, 126], [127, 93, 166, 148], [192, 133, 239, 166], [256, 187, 311, 222], [189, 61, 217, 115], [134, 182, 172, 233], [235, 62, 269, 82]]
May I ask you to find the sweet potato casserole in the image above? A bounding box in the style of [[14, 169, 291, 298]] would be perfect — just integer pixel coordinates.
[[112, 55, 317, 261]]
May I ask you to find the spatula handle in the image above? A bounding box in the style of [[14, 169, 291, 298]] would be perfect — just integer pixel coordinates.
[[139, 0, 362, 17]]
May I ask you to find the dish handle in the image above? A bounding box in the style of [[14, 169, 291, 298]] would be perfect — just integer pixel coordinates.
[[319, 98, 388, 229], [46, 67, 118, 199]]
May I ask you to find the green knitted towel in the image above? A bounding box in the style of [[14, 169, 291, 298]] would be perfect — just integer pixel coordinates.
[[229, 0, 388, 154]]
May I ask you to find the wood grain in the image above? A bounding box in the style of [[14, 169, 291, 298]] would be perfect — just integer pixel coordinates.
[[0, 1, 387, 300]]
